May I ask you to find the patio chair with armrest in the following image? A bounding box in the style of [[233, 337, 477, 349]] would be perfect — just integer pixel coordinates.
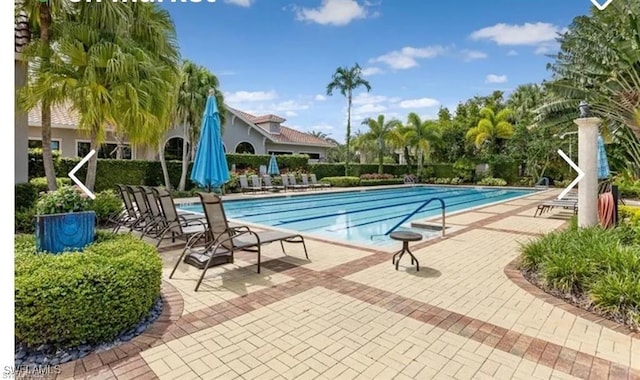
[[112, 184, 139, 233], [170, 192, 309, 291], [288, 174, 308, 191], [263, 175, 284, 192], [126, 185, 164, 233], [251, 175, 272, 193], [239, 175, 261, 194], [151, 187, 207, 247], [310, 174, 330, 189]]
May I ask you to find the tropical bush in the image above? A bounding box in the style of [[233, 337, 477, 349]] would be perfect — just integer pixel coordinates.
[[320, 176, 360, 187], [29, 177, 73, 194], [360, 173, 395, 180], [35, 186, 90, 215], [87, 190, 123, 225], [15, 233, 162, 348], [518, 224, 640, 329], [477, 177, 507, 186], [15, 183, 38, 211], [360, 178, 404, 186]]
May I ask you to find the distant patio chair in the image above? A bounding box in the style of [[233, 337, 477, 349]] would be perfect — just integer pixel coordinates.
[[310, 174, 330, 189], [263, 175, 284, 192], [151, 187, 207, 247], [251, 175, 270, 193], [288, 174, 308, 191], [239, 175, 261, 194], [169, 192, 309, 291]]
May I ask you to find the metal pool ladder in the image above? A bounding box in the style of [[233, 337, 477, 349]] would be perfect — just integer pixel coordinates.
[[370, 197, 446, 240]]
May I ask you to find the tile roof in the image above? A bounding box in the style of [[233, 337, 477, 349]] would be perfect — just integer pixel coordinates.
[[228, 107, 336, 148], [15, 8, 30, 54], [28, 102, 80, 128]]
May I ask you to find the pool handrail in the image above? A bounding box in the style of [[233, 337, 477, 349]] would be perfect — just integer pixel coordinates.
[[381, 197, 446, 237]]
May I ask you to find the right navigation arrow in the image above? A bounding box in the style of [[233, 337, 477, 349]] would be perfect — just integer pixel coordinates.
[[557, 149, 584, 200]]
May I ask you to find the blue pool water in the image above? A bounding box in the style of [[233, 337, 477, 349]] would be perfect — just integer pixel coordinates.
[[179, 186, 535, 247]]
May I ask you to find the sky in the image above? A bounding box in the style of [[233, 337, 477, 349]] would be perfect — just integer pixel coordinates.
[[161, 0, 594, 142]]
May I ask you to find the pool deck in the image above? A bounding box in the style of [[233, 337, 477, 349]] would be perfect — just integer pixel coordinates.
[[55, 188, 640, 380]]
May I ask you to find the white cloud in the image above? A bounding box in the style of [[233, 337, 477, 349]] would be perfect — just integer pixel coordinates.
[[398, 98, 440, 109], [485, 74, 508, 84], [308, 123, 335, 132], [225, 90, 277, 103], [507, 50, 518, 56], [314, 94, 327, 101], [534, 41, 560, 55], [285, 111, 298, 117], [273, 100, 309, 112], [352, 93, 389, 105], [470, 22, 563, 45], [361, 66, 384, 76], [353, 103, 387, 115], [224, 0, 253, 7], [370, 45, 447, 70], [461, 50, 488, 61], [295, 0, 370, 26]]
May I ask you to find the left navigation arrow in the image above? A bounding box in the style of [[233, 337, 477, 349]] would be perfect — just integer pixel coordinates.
[[69, 149, 96, 199]]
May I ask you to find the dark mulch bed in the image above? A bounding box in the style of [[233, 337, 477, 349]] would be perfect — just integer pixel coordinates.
[[520, 268, 639, 333]]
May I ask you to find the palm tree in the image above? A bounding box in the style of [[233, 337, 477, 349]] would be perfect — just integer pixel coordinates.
[[466, 107, 515, 155], [17, 0, 73, 191], [405, 113, 440, 171], [326, 63, 371, 176], [175, 60, 225, 191], [307, 130, 329, 140], [351, 131, 374, 164], [386, 122, 412, 166], [21, 2, 180, 191], [361, 115, 399, 174]]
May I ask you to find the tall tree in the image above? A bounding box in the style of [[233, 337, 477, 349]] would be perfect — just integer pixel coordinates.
[[466, 107, 515, 155], [20, 2, 181, 191], [386, 122, 412, 166], [361, 115, 399, 174], [175, 60, 225, 191], [307, 130, 329, 140], [326, 63, 371, 176], [17, 0, 72, 191], [405, 113, 440, 172]]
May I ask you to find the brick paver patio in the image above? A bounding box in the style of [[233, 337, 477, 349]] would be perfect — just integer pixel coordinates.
[[54, 189, 640, 379]]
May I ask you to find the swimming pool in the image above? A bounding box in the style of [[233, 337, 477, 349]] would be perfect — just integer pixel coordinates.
[[179, 186, 535, 247]]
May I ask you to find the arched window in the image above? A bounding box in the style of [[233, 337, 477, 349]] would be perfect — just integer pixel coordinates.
[[164, 137, 189, 161], [235, 141, 255, 154]]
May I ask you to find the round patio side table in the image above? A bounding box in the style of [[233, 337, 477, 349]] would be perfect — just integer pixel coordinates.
[[390, 231, 422, 271]]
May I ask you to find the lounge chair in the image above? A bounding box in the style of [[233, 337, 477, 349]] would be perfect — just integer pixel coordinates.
[[151, 187, 207, 247], [300, 174, 318, 191], [126, 185, 163, 233], [288, 174, 308, 191], [170, 192, 309, 291], [251, 175, 270, 193], [534, 199, 578, 217], [239, 175, 261, 194], [310, 174, 330, 189], [112, 184, 139, 233], [263, 175, 284, 192]]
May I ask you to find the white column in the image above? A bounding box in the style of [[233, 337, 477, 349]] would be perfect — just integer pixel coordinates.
[[574, 117, 600, 227]]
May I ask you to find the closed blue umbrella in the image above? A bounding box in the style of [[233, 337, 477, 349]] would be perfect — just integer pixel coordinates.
[[597, 135, 610, 180], [267, 154, 280, 175], [190, 90, 230, 191]]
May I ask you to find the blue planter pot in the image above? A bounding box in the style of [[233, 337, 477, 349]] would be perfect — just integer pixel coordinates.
[[35, 211, 96, 254]]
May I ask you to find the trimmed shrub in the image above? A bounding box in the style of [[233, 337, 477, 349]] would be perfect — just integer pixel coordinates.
[[15, 233, 162, 348], [87, 190, 123, 225], [29, 177, 73, 194], [320, 176, 360, 187], [360, 178, 404, 186], [16, 183, 38, 210], [15, 207, 36, 234], [360, 173, 395, 180], [309, 163, 346, 179], [477, 177, 507, 186], [620, 206, 640, 226]]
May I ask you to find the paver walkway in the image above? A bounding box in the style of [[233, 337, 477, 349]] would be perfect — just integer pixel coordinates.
[[55, 189, 640, 380]]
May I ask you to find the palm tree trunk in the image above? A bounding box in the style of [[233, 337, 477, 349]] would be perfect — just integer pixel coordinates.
[[345, 92, 352, 176], [377, 138, 384, 174], [158, 141, 172, 190], [39, 4, 57, 191], [85, 134, 99, 192], [417, 149, 423, 172], [178, 121, 189, 191]]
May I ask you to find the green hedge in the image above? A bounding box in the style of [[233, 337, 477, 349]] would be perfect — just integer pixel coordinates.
[[15, 233, 162, 348], [309, 163, 415, 179], [320, 176, 360, 187], [360, 179, 405, 186], [226, 153, 309, 171], [16, 183, 38, 210]]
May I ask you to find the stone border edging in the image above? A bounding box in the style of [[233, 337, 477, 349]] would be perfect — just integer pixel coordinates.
[[55, 280, 184, 379], [504, 258, 640, 340]]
